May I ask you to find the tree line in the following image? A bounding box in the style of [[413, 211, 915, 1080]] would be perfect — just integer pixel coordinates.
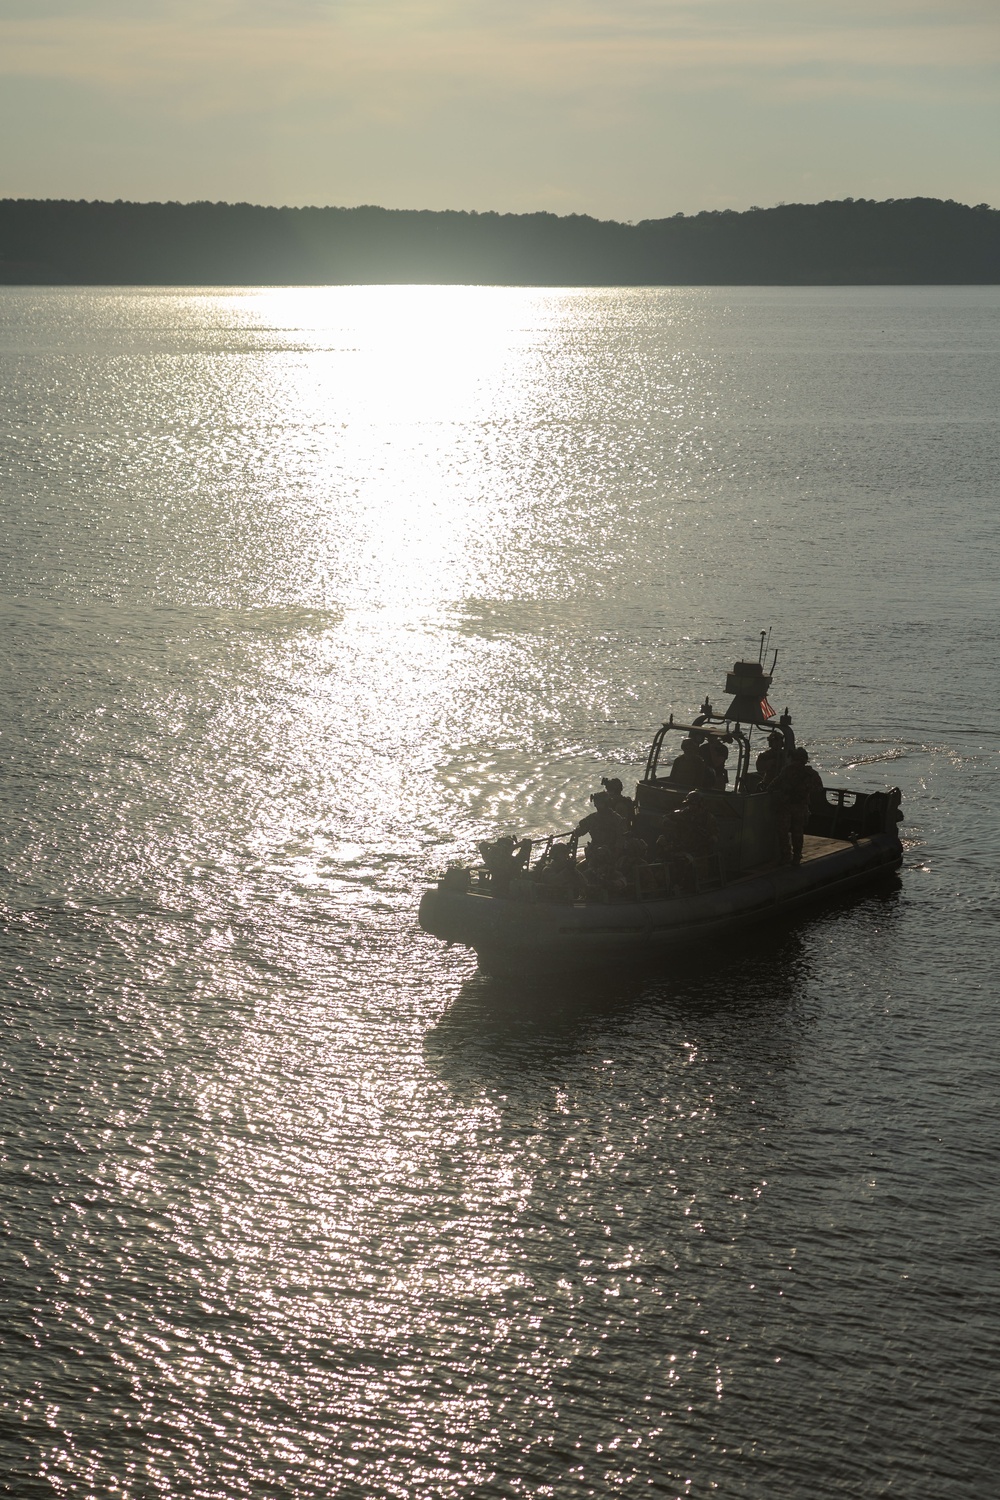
[[1, 196, 997, 285]]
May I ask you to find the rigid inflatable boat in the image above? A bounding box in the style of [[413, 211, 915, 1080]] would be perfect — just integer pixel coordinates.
[[419, 649, 903, 975]]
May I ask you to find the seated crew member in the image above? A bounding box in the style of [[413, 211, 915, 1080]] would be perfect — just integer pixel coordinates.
[[769, 748, 825, 866], [619, 835, 650, 892], [667, 737, 716, 791], [653, 832, 696, 894], [664, 791, 720, 853], [477, 834, 532, 895], [581, 842, 627, 902], [534, 843, 582, 903], [600, 776, 634, 827], [576, 790, 628, 854], [700, 738, 730, 791], [620, 834, 649, 870], [755, 730, 787, 790], [655, 792, 719, 891]]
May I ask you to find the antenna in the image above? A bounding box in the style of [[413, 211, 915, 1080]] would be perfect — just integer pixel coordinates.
[[771, 648, 778, 675], [757, 630, 767, 664]]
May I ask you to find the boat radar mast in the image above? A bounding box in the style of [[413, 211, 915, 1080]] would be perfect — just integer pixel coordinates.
[[722, 658, 777, 726]]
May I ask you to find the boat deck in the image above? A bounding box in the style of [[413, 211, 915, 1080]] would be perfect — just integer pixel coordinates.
[[735, 833, 855, 883], [801, 833, 855, 861]]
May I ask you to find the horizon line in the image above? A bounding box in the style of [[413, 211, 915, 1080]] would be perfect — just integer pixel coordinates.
[[2, 194, 997, 223]]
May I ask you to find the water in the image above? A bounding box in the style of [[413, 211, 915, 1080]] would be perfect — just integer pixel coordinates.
[[1, 285, 998, 1499]]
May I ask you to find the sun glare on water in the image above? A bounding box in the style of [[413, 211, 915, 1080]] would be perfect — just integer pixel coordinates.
[[206, 285, 585, 611]]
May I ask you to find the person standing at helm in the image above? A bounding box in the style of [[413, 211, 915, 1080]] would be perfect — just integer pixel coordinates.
[[668, 737, 715, 791], [700, 738, 729, 791]]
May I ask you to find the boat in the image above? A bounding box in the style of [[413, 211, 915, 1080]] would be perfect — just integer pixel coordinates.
[[418, 647, 903, 975]]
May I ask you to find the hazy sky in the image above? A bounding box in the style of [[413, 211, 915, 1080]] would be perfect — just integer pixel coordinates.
[[1, 1, 997, 217]]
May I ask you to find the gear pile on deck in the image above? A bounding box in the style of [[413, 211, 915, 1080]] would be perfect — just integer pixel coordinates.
[[419, 646, 903, 974]]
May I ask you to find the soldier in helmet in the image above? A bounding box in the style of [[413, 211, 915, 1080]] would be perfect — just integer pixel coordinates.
[[667, 736, 715, 791], [700, 737, 730, 791], [619, 834, 650, 892], [534, 843, 582, 903], [655, 791, 719, 892], [576, 790, 628, 855], [600, 776, 635, 827], [477, 834, 533, 895], [770, 747, 825, 865], [755, 729, 787, 790], [581, 842, 627, 902], [661, 791, 719, 855]]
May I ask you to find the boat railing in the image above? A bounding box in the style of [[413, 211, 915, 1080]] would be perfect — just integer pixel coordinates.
[[823, 786, 859, 840], [464, 839, 726, 903], [643, 718, 752, 789], [643, 720, 674, 782], [525, 829, 579, 870], [811, 785, 902, 840], [466, 829, 579, 892]]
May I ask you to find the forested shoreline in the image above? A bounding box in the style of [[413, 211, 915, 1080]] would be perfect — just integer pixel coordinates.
[[1, 196, 997, 285]]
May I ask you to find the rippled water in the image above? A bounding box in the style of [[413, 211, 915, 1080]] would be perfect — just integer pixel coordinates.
[[2, 285, 999, 1498]]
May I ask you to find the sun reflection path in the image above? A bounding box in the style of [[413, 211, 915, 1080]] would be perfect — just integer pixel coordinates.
[[183, 284, 724, 612], [266, 286, 581, 610]]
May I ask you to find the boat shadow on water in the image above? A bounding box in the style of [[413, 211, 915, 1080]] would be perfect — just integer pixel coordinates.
[[424, 874, 903, 1085]]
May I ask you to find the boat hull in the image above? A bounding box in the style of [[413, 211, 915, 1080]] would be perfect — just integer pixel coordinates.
[[419, 833, 903, 975]]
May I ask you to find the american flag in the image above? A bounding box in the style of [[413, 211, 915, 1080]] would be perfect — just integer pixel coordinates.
[[760, 698, 776, 720]]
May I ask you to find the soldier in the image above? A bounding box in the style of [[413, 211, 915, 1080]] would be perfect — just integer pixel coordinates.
[[477, 834, 532, 895], [667, 737, 716, 790], [661, 791, 719, 855], [655, 792, 719, 892], [618, 835, 650, 894], [600, 776, 635, 827], [620, 834, 649, 871], [755, 729, 787, 790], [534, 844, 582, 903], [581, 842, 627, 902], [576, 790, 628, 855], [700, 737, 730, 791], [770, 747, 825, 866]]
